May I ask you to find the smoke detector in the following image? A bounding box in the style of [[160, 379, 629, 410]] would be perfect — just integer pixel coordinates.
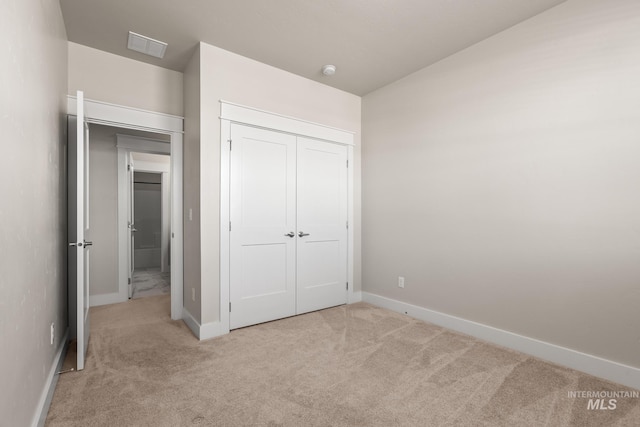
[[127, 31, 167, 59], [322, 65, 336, 76]]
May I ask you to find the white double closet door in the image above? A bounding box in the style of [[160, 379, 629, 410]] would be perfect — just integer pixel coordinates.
[[230, 124, 348, 329]]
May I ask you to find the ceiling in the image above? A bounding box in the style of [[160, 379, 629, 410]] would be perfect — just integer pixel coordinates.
[[59, 0, 565, 96]]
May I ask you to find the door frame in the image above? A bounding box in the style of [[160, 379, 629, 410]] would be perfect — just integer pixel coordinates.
[[219, 101, 355, 335], [68, 96, 184, 320]]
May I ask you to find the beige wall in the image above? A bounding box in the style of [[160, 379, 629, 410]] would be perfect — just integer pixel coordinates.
[[68, 42, 184, 116], [362, 0, 640, 368], [0, 1, 68, 425], [185, 42, 362, 325]]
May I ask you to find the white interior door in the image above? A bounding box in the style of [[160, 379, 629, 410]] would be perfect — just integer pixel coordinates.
[[296, 137, 348, 314], [68, 91, 91, 370], [229, 124, 297, 329], [127, 155, 135, 298]]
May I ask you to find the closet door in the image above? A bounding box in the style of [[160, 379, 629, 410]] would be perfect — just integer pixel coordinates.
[[230, 124, 297, 329], [296, 137, 348, 314]]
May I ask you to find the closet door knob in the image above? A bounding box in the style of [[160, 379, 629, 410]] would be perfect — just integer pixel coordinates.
[[284, 232, 295, 238], [298, 231, 310, 237]]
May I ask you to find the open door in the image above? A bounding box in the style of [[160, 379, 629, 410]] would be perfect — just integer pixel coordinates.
[[127, 155, 136, 298], [68, 91, 91, 370]]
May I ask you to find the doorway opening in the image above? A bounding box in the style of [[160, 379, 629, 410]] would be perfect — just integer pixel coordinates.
[[87, 125, 173, 308], [130, 154, 171, 299]]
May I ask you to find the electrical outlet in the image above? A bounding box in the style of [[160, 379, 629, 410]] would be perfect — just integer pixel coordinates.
[[50, 323, 55, 345], [398, 276, 405, 288], [192, 288, 196, 302]]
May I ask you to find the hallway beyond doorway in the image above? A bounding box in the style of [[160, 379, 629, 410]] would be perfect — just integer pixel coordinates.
[[132, 268, 170, 299]]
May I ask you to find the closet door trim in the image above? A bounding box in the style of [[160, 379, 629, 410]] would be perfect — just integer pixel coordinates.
[[220, 101, 354, 146], [220, 102, 355, 336]]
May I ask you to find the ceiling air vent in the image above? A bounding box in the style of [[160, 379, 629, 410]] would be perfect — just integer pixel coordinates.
[[127, 31, 167, 59]]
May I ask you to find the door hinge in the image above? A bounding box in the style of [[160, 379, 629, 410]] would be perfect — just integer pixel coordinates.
[[346, 221, 349, 229], [229, 302, 231, 312], [128, 278, 131, 285], [229, 221, 232, 232], [228, 139, 232, 150], [127, 164, 131, 171], [346, 282, 349, 290], [346, 160, 349, 168]]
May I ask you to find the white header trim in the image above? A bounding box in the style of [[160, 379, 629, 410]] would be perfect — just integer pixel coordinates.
[[219, 100, 354, 146], [116, 134, 171, 154], [67, 96, 183, 133]]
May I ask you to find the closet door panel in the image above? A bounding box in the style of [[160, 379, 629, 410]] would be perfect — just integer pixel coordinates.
[[230, 124, 297, 329], [296, 137, 348, 314]]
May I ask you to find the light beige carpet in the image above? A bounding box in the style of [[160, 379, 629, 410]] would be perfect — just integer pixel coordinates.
[[46, 296, 640, 426]]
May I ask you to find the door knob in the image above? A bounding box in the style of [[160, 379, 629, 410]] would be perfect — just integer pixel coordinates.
[[284, 232, 295, 238], [84, 241, 93, 247], [298, 231, 310, 237]]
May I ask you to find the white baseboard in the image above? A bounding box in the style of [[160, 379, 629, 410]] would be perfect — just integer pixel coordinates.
[[90, 292, 126, 307], [181, 307, 200, 338], [32, 329, 69, 427], [349, 291, 362, 303], [182, 307, 227, 340], [200, 320, 226, 340], [362, 292, 640, 391]]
